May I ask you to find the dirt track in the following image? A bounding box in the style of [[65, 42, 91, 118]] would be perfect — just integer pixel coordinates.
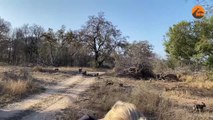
[[0, 75, 96, 120]]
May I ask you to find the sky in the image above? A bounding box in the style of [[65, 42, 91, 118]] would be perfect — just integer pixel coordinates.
[[0, 0, 209, 58]]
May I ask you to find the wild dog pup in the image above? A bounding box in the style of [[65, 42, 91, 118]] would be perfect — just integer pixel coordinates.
[[193, 102, 206, 112], [106, 80, 114, 86], [79, 68, 82, 73], [119, 83, 123, 87], [82, 71, 87, 75]]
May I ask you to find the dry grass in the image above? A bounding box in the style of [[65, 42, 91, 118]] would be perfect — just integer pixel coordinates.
[[0, 66, 44, 107], [0, 66, 85, 107], [32, 66, 43, 72], [57, 77, 163, 119], [180, 72, 213, 89], [189, 81, 213, 89], [153, 81, 213, 120], [3, 80, 35, 96], [4, 80, 29, 95], [57, 76, 213, 120], [1, 66, 212, 119]]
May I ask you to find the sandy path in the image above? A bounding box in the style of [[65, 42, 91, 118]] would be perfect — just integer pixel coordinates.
[[0, 75, 96, 120]]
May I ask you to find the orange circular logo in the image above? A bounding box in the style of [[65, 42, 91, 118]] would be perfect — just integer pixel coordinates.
[[192, 5, 205, 19]]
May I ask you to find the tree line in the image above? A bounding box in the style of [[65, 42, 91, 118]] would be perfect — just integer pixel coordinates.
[[0, 13, 154, 68], [1, 12, 212, 71]]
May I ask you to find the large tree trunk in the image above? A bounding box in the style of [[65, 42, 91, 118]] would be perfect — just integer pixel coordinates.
[[93, 37, 100, 68], [95, 51, 99, 68]]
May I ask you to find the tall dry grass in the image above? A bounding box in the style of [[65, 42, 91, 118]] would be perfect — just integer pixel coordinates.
[[0, 67, 43, 107], [180, 72, 213, 89], [3, 80, 32, 96]]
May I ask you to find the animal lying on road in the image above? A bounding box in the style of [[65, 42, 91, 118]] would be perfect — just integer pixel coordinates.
[[81, 71, 99, 77]]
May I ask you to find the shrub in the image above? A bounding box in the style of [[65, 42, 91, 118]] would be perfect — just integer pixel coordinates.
[[19, 68, 32, 80], [3, 80, 29, 95], [116, 63, 155, 80], [206, 71, 213, 81], [1, 68, 40, 96]]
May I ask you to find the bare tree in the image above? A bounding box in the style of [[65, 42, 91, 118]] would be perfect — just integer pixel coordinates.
[[81, 12, 125, 68]]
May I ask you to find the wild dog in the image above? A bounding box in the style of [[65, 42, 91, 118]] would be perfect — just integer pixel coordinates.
[[155, 73, 165, 80], [119, 83, 123, 87], [79, 68, 82, 73], [96, 73, 99, 76], [106, 80, 114, 86], [84, 73, 99, 77], [128, 67, 137, 73], [82, 71, 87, 75], [164, 74, 179, 81], [193, 102, 206, 112]]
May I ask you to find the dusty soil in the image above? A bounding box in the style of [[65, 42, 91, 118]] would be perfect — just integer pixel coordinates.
[[0, 75, 96, 120]]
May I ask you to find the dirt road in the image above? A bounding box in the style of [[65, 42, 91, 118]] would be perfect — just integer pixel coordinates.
[[0, 75, 96, 120]]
